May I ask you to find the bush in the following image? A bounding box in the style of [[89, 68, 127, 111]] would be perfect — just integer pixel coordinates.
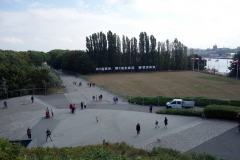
[[156, 109, 202, 117], [230, 100, 240, 107], [0, 137, 226, 160], [0, 138, 25, 159], [204, 105, 240, 120]]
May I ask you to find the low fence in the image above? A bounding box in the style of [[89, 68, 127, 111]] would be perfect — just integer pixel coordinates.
[[0, 88, 64, 100]]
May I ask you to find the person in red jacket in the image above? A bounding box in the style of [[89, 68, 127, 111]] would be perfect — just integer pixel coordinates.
[[69, 103, 73, 112]]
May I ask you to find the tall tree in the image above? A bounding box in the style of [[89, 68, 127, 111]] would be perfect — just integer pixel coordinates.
[[139, 32, 145, 66], [229, 51, 240, 78], [150, 35, 156, 66], [107, 31, 117, 72], [116, 35, 122, 69], [126, 36, 131, 68]]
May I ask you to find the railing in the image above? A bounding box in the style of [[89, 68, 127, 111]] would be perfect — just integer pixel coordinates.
[[126, 96, 240, 107]]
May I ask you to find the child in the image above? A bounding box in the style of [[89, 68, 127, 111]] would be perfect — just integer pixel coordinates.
[[155, 120, 160, 128], [96, 117, 99, 123], [51, 108, 54, 118]]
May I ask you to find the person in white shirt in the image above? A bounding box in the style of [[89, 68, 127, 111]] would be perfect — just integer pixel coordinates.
[[51, 108, 54, 118]]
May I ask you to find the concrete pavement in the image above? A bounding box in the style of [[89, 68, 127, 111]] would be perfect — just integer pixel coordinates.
[[0, 74, 239, 160]]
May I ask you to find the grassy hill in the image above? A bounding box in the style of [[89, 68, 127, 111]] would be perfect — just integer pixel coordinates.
[[86, 71, 240, 100]]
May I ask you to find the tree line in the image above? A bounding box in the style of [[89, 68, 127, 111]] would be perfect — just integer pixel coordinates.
[[0, 50, 62, 93], [1, 31, 239, 92], [86, 31, 198, 72]]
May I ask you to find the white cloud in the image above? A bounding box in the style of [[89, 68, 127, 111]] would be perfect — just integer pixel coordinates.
[[76, 0, 84, 8], [28, 2, 42, 8], [1, 37, 24, 44], [14, 0, 25, 3], [0, 0, 240, 52], [85, 5, 89, 8]]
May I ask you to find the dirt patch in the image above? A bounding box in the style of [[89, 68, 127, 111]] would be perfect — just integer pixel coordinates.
[[86, 71, 240, 100]]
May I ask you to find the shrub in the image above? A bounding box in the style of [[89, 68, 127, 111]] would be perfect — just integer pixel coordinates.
[[211, 99, 229, 105], [0, 138, 25, 160], [204, 105, 240, 120], [129, 96, 240, 107], [156, 109, 202, 117], [230, 100, 240, 107]]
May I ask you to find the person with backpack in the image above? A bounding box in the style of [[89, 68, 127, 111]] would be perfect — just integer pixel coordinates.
[[149, 105, 153, 113]]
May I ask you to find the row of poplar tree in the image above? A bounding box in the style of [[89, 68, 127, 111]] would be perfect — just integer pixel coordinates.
[[86, 31, 190, 71]]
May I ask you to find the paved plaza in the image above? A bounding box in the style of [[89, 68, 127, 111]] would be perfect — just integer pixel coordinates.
[[0, 74, 239, 160]]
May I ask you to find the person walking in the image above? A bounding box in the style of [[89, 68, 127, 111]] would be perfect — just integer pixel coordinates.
[[113, 97, 116, 104], [72, 104, 76, 114], [96, 117, 99, 123], [31, 96, 34, 103], [81, 102, 83, 110], [74, 104, 76, 114], [84, 102, 86, 109], [136, 123, 141, 136], [202, 111, 205, 119], [116, 97, 118, 104], [92, 95, 95, 101], [149, 105, 153, 113], [51, 108, 54, 118], [3, 101, 7, 108], [96, 95, 97, 101], [237, 113, 240, 132], [46, 129, 53, 142], [90, 83, 92, 87], [155, 120, 160, 128], [27, 127, 31, 139], [164, 117, 168, 129], [69, 103, 73, 112]]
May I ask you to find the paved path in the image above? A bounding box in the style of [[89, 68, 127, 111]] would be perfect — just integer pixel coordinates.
[[0, 74, 239, 160]]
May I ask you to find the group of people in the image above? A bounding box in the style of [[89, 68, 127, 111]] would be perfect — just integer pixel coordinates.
[[69, 103, 77, 114], [46, 107, 54, 118], [69, 102, 87, 114], [92, 95, 103, 101], [136, 117, 168, 136], [27, 127, 53, 142], [113, 97, 118, 104], [155, 117, 168, 129], [87, 82, 95, 87]]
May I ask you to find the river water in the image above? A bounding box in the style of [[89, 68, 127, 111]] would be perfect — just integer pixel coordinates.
[[204, 58, 233, 73]]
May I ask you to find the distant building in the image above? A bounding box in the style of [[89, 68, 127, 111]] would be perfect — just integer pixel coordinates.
[[213, 44, 217, 50], [212, 44, 229, 51]]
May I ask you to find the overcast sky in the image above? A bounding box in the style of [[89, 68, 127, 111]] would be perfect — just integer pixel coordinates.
[[0, 0, 240, 52]]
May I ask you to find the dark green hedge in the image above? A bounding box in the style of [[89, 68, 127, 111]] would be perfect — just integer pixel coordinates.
[[204, 105, 240, 120], [156, 109, 202, 117], [129, 96, 240, 107]]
